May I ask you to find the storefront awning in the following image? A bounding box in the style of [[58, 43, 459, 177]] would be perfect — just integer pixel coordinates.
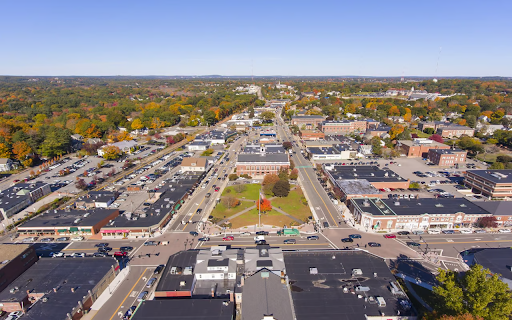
[[101, 229, 130, 233], [81, 229, 92, 233], [69, 227, 79, 232], [57, 229, 67, 233], [175, 204, 181, 210]]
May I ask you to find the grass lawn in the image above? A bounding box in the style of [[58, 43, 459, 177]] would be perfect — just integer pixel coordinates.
[[210, 200, 254, 220], [228, 209, 296, 229], [271, 188, 311, 223], [222, 183, 260, 201], [411, 129, 430, 138], [476, 152, 511, 164]]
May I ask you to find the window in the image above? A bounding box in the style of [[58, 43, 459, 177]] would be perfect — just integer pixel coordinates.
[[497, 217, 502, 220]]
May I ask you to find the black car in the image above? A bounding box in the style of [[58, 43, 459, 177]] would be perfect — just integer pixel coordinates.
[[95, 243, 109, 247], [189, 231, 199, 237], [323, 222, 329, 228], [368, 242, 381, 247], [307, 236, 319, 240], [93, 252, 108, 257], [341, 238, 353, 243], [154, 264, 165, 274], [198, 237, 210, 241], [256, 231, 269, 236], [255, 240, 267, 245], [407, 242, 421, 247], [120, 246, 133, 252], [123, 306, 137, 320], [397, 231, 410, 236], [98, 247, 112, 253], [349, 234, 361, 239]]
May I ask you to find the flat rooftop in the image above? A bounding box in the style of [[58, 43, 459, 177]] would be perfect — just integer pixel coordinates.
[[243, 144, 286, 154], [430, 148, 466, 155], [336, 180, 380, 196], [0, 257, 115, 320], [237, 153, 289, 163], [283, 250, 415, 320], [0, 244, 31, 270], [325, 165, 405, 183], [473, 248, 512, 284], [398, 139, 448, 148], [132, 300, 234, 320], [18, 208, 119, 229], [466, 170, 512, 184], [350, 197, 491, 217], [155, 250, 198, 293]]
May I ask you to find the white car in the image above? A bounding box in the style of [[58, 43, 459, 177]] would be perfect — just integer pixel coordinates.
[[72, 236, 84, 241], [70, 252, 86, 258], [51, 252, 65, 258], [498, 229, 511, 233], [427, 229, 441, 234], [460, 229, 472, 234]]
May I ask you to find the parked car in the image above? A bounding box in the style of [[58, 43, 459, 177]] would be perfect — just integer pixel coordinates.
[[93, 252, 108, 257], [70, 252, 86, 258], [474, 229, 487, 233], [442, 230, 455, 234], [154, 264, 165, 274], [383, 234, 396, 239], [368, 242, 381, 247], [146, 278, 157, 288], [51, 252, 65, 258], [499, 229, 511, 233], [144, 241, 160, 246], [460, 229, 472, 234], [123, 306, 137, 320], [95, 243, 109, 247], [397, 231, 410, 236], [71, 236, 84, 241], [223, 236, 234, 241], [427, 229, 441, 234], [283, 239, 296, 244], [255, 231, 269, 236], [307, 236, 319, 240], [137, 291, 148, 302], [323, 222, 329, 228], [56, 237, 70, 241], [40, 237, 54, 242]]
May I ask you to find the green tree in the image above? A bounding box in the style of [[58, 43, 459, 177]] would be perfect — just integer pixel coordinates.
[[248, 106, 255, 118], [228, 174, 239, 181], [278, 168, 289, 181], [424, 128, 435, 134], [272, 180, 290, 197], [101, 146, 122, 160], [201, 148, 214, 156], [203, 110, 217, 125], [40, 127, 71, 157], [430, 264, 512, 320], [489, 162, 505, 169], [260, 111, 275, 121], [371, 136, 382, 155]]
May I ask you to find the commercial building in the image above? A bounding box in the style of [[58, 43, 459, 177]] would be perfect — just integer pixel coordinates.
[[464, 170, 512, 199], [437, 124, 475, 138], [298, 129, 325, 141], [181, 157, 208, 172], [75, 191, 117, 209], [334, 180, 382, 201], [100, 175, 200, 238], [197, 130, 237, 145], [397, 138, 450, 158], [427, 148, 467, 166], [291, 115, 326, 129], [132, 300, 235, 320], [97, 140, 138, 156], [348, 197, 490, 232], [236, 153, 290, 177], [243, 144, 286, 154], [318, 120, 367, 135], [474, 201, 512, 227], [154, 251, 199, 298], [283, 250, 416, 320], [418, 121, 450, 132], [0, 244, 38, 293], [366, 126, 390, 138], [324, 165, 410, 190], [0, 257, 118, 318], [187, 140, 211, 151], [0, 182, 51, 221], [17, 208, 120, 236], [306, 144, 354, 161]]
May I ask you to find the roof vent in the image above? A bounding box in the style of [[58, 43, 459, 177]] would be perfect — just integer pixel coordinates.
[[394, 202, 400, 206], [352, 269, 363, 276], [309, 267, 318, 275], [179, 281, 186, 287]]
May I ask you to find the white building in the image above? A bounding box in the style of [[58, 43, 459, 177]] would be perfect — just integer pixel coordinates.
[[194, 246, 237, 281], [0, 158, 13, 172], [180, 157, 207, 172]]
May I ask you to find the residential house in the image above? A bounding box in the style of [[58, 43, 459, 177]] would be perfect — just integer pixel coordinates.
[[0, 158, 13, 172]]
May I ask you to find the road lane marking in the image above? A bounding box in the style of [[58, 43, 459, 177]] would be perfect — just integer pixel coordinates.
[[428, 239, 512, 245], [199, 242, 331, 248], [108, 268, 149, 320]]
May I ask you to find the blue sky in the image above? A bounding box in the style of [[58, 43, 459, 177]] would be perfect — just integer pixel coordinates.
[[1, 0, 510, 76]]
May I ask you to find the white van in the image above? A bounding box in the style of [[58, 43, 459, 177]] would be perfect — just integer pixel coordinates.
[[254, 235, 265, 242]]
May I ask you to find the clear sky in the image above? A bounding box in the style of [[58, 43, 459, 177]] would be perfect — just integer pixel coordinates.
[[1, 0, 510, 77]]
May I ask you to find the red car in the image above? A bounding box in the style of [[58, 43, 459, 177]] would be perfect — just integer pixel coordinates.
[[114, 251, 128, 257], [214, 187, 220, 192], [383, 234, 396, 239], [222, 236, 234, 241]]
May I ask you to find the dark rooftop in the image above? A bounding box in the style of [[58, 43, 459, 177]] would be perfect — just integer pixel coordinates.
[[291, 115, 325, 119], [243, 144, 286, 154], [473, 248, 512, 285], [430, 148, 466, 155], [0, 257, 115, 320], [208, 258, 230, 267], [474, 201, 512, 216], [155, 251, 198, 293], [325, 165, 405, 183], [77, 191, 116, 204], [18, 208, 119, 229], [132, 299, 234, 320], [237, 153, 289, 163], [467, 170, 512, 184], [283, 250, 415, 320], [350, 197, 491, 217], [242, 269, 294, 320]]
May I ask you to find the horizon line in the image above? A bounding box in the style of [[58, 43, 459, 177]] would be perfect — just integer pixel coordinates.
[[1, 75, 511, 79]]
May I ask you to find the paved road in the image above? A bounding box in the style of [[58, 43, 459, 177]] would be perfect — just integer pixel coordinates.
[[197, 234, 335, 250], [275, 112, 342, 228]]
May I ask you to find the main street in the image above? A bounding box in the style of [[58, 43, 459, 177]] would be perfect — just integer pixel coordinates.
[[275, 111, 343, 228]]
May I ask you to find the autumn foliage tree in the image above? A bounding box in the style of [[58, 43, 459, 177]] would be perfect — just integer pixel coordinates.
[[256, 198, 272, 213], [478, 216, 497, 228], [222, 196, 240, 209], [429, 134, 444, 143], [101, 146, 122, 160], [262, 174, 280, 186], [13, 141, 33, 167]]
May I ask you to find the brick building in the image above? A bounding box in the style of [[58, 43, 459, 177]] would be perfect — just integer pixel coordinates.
[[348, 197, 490, 232], [0, 244, 38, 293], [318, 120, 367, 135], [474, 201, 512, 227], [0, 182, 52, 221], [290, 116, 326, 130], [236, 153, 290, 177], [298, 129, 325, 141], [464, 170, 512, 199], [397, 139, 450, 158], [428, 149, 467, 166], [437, 124, 475, 138]]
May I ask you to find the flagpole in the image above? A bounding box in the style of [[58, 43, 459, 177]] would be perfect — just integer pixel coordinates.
[[258, 187, 261, 228]]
